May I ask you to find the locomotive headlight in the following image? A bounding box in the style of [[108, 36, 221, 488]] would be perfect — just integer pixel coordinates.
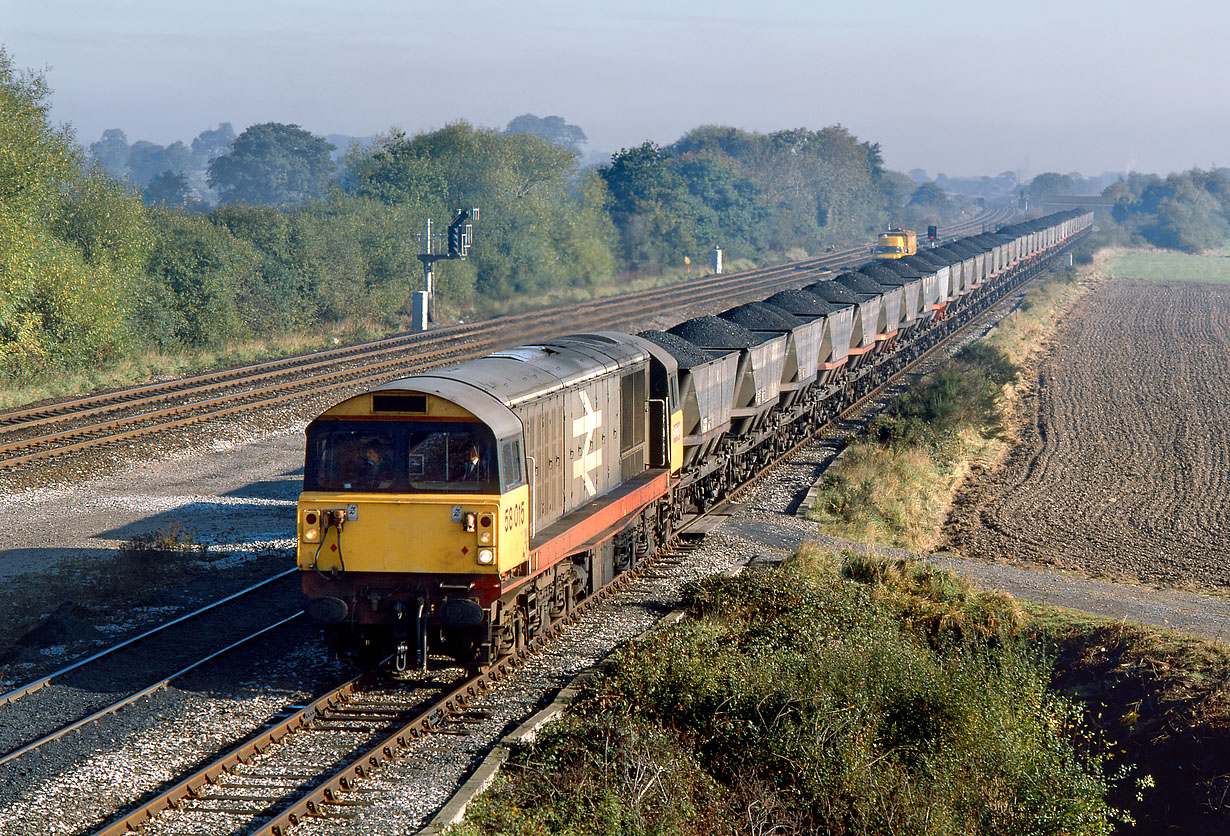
[[302, 510, 321, 542], [478, 530, 492, 545], [477, 549, 495, 565]]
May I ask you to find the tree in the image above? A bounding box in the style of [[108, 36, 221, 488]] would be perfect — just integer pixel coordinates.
[[144, 171, 191, 208], [908, 182, 949, 210], [191, 122, 235, 164], [671, 125, 757, 160], [0, 49, 150, 380], [345, 122, 614, 301], [1027, 172, 1075, 202], [600, 142, 699, 269], [878, 170, 919, 222], [90, 129, 130, 180], [143, 212, 253, 347], [127, 140, 195, 188], [504, 114, 587, 153], [208, 122, 336, 205]]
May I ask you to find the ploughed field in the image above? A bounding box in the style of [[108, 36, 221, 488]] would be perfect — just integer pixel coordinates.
[[944, 278, 1230, 590]]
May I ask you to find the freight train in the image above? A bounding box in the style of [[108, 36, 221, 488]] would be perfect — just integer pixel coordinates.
[[297, 209, 1092, 670]]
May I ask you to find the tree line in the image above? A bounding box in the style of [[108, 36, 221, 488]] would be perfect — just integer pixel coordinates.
[[1025, 168, 1230, 253], [0, 50, 1013, 387]]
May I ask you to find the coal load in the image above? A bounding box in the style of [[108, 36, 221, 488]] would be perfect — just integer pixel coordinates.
[[636, 330, 713, 368], [804, 280, 860, 306], [669, 315, 761, 348], [901, 255, 938, 272], [835, 272, 885, 295], [940, 242, 978, 258], [878, 259, 923, 279], [719, 302, 804, 332], [916, 248, 956, 266], [859, 263, 908, 285], [764, 289, 834, 317], [968, 233, 1007, 249]]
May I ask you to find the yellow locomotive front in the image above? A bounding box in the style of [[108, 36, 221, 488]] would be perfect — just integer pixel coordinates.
[[297, 382, 529, 669]]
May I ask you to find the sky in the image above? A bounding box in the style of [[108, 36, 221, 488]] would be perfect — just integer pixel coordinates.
[[4, 0, 1229, 180]]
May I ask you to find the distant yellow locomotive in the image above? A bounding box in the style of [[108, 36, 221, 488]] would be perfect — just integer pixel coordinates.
[[873, 228, 918, 259], [299, 332, 683, 669], [297, 211, 1092, 670]]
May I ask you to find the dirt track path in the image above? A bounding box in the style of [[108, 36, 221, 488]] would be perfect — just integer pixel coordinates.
[[944, 279, 1230, 591]]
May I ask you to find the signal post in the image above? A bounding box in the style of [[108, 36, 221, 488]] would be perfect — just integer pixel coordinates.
[[416, 208, 478, 329]]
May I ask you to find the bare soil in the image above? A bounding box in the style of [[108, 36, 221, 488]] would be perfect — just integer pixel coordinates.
[[944, 279, 1230, 591]]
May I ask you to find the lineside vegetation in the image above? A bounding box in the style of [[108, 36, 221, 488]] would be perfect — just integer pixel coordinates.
[[0, 49, 973, 403], [809, 262, 1094, 550], [453, 548, 1139, 835]]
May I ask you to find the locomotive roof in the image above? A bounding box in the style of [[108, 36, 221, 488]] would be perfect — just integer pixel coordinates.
[[363, 376, 524, 442], [369, 332, 655, 419]]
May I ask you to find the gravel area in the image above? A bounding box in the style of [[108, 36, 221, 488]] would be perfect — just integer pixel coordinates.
[[0, 624, 345, 835], [0, 419, 307, 582]]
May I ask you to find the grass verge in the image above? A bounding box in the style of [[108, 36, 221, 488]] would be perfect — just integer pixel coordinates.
[[1107, 249, 1230, 283], [808, 262, 1093, 550], [449, 547, 1229, 836], [0, 319, 392, 410], [0, 255, 765, 409]]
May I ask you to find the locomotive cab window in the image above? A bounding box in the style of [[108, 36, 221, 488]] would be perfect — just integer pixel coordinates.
[[311, 427, 396, 491], [406, 423, 496, 493], [304, 419, 498, 494]]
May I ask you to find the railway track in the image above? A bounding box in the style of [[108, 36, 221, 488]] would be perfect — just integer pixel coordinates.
[[90, 546, 651, 836], [0, 570, 304, 770], [81, 219, 1074, 836], [0, 208, 1012, 472]]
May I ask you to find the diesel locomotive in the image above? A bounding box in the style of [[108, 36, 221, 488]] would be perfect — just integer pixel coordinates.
[[297, 209, 1092, 669]]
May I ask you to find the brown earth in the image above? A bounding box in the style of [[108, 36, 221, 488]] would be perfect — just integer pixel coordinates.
[[943, 278, 1230, 591]]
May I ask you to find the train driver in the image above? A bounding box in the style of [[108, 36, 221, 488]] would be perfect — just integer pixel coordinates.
[[342, 437, 393, 489], [461, 443, 484, 481]]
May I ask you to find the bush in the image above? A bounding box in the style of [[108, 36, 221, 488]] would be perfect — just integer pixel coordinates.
[[872, 343, 1016, 450], [458, 552, 1130, 835]]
